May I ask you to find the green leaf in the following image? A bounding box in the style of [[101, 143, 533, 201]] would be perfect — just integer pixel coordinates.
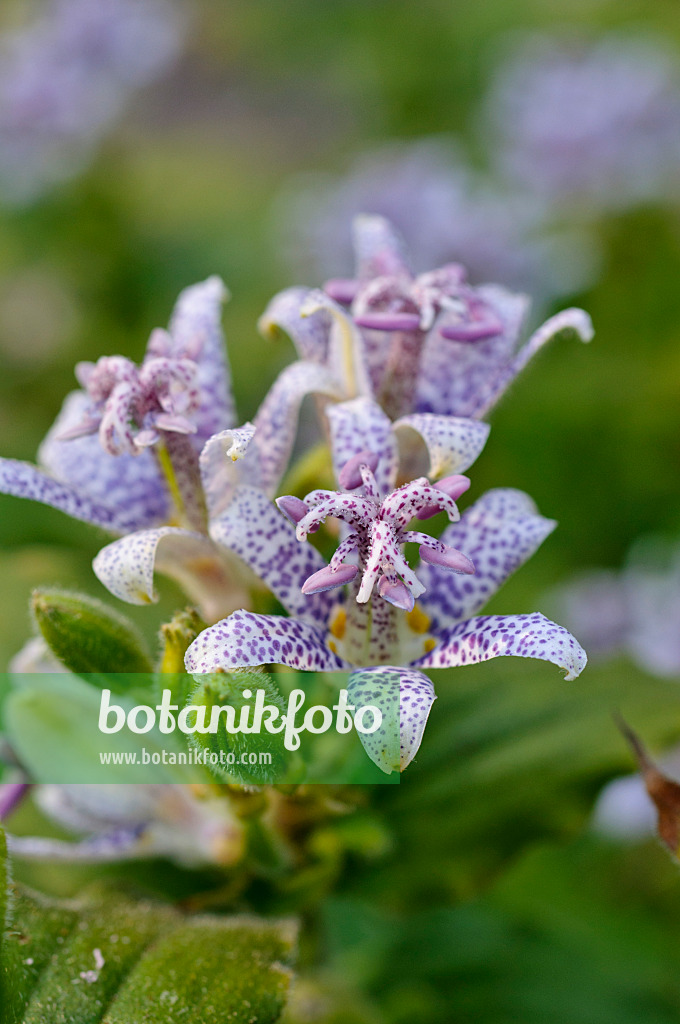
[[0, 825, 297, 1024], [31, 590, 153, 680]]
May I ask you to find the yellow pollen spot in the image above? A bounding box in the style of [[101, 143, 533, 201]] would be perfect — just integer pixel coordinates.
[[407, 604, 431, 634], [329, 607, 347, 640], [423, 637, 437, 654], [328, 640, 338, 654]]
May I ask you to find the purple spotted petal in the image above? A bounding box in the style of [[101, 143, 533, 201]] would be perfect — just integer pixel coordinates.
[[0, 457, 130, 533], [185, 610, 347, 673], [327, 398, 399, 496], [416, 612, 587, 681], [301, 291, 373, 399], [418, 488, 557, 629], [93, 528, 243, 623], [414, 285, 530, 417], [166, 276, 235, 440], [258, 286, 332, 363], [394, 414, 490, 478], [209, 485, 334, 625], [37, 391, 168, 531], [347, 666, 436, 773], [352, 214, 412, 281], [199, 424, 257, 520], [471, 306, 594, 420], [252, 360, 342, 497]]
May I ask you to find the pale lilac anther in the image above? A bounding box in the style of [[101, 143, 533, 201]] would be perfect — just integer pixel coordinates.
[[323, 278, 360, 304], [440, 317, 504, 342], [302, 563, 359, 595], [338, 449, 380, 490], [417, 474, 471, 520], [354, 311, 423, 332], [276, 495, 310, 525], [0, 781, 30, 822], [379, 574, 415, 612], [419, 544, 475, 574]]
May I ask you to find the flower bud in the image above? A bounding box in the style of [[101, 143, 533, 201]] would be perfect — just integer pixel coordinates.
[[187, 670, 292, 785], [31, 589, 153, 679]]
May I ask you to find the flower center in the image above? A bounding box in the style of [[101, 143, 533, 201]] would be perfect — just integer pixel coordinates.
[[277, 452, 475, 614]]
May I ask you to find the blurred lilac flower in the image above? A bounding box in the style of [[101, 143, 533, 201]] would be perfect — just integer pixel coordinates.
[[263, 215, 593, 422], [0, 0, 186, 204], [485, 31, 680, 211], [4, 782, 243, 866], [551, 538, 680, 678], [275, 139, 596, 302]]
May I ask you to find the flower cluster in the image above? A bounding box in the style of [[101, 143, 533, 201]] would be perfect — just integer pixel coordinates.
[[1, 216, 591, 796]]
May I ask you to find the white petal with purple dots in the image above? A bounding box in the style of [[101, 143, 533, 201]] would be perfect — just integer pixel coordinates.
[[347, 666, 436, 773], [416, 612, 587, 680], [184, 610, 347, 673]]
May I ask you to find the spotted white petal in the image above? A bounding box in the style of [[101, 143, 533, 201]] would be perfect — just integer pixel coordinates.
[[415, 612, 587, 681], [352, 214, 411, 281], [199, 424, 258, 520], [185, 610, 347, 673], [253, 360, 342, 497], [327, 397, 399, 496], [414, 284, 529, 417], [210, 485, 334, 625], [167, 276, 235, 440], [419, 489, 556, 629], [258, 286, 331, 363], [347, 666, 436, 773], [393, 414, 490, 479], [93, 528, 243, 623], [0, 457, 132, 533], [301, 290, 373, 399]]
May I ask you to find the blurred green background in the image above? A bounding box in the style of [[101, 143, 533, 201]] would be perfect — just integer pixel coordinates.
[[2, 1, 680, 1021]]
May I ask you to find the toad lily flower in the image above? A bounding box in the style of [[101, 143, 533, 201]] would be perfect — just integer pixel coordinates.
[[261, 214, 593, 422], [185, 427, 587, 770], [0, 276, 342, 621]]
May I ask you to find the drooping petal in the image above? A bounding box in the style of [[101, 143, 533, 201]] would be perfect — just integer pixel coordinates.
[[39, 391, 169, 531], [416, 612, 587, 681], [185, 610, 347, 673], [166, 276, 235, 440], [418, 489, 557, 629], [414, 285, 529, 417], [471, 306, 594, 420], [347, 666, 436, 773], [0, 457, 133, 533], [327, 397, 399, 496], [252, 360, 342, 497], [209, 485, 334, 625], [93, 528, 243, 622], [393, 414, 490, 479], [199, 424, 258, 520], [258, 286, 331, 363]]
